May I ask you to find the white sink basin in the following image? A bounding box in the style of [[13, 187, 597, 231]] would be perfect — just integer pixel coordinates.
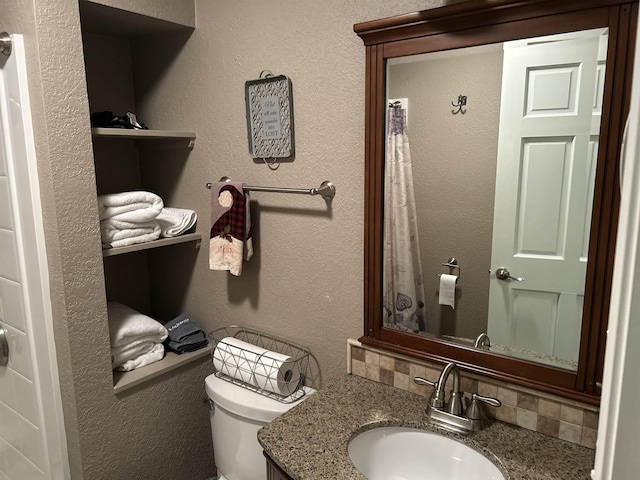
[[348, 426, 505, 480]]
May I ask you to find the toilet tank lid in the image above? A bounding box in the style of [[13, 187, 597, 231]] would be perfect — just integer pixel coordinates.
[[205, 373, 315, 423]]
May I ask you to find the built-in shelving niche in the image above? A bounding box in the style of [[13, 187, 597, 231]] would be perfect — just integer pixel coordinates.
[[81, 4, 206, 392]]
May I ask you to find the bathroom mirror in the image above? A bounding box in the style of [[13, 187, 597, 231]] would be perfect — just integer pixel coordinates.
[[384, 28, 609, 372], [356, 0, 637, 401]]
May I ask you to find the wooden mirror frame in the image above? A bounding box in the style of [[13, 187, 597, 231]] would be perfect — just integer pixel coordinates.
[[356, 0, 638, 403]]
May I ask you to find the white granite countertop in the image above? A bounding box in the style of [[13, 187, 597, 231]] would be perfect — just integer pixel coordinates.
[[258, 374, 595, 479]]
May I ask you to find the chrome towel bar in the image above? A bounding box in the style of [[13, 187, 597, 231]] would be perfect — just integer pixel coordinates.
[[206, 176, 336, 199]]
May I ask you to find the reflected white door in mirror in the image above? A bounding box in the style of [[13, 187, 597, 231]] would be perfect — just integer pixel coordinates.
[[488, 29, 608, 370]]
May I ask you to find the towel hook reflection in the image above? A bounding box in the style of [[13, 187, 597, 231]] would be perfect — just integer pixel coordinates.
[[451, 95, 467, 114]]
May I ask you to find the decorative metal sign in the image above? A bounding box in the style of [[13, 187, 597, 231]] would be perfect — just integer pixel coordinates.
[[245, 74, 294, 158]]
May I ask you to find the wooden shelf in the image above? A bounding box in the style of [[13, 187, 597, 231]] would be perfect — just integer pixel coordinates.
[[102, 233, 202, 257], [91, 128, 196, 147], [113, 345, 213, 394]]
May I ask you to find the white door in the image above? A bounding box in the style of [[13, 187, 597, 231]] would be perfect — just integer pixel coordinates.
[[487, 30, 607, 364], [0, 34, 69, 479]]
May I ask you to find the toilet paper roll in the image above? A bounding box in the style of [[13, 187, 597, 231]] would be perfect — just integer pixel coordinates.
[[212, 337, 257, 385], [212, 337, 301, 395], [252, 351, 301, 396], [438, 274, 457, 309]]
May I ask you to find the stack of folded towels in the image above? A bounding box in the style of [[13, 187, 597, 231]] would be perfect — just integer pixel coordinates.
[[108, 301, 168, 371], [98, 191, 198, 248], [163, 313, 208, 354], [98, 191, 164, 248]]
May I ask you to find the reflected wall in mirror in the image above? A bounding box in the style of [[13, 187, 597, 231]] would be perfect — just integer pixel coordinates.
[[356, 0, 638, 402], [384, 28, 609, 372]]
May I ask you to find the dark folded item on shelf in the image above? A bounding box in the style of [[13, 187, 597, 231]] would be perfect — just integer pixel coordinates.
[[91, 111, 148, 130], [165, 338, 209, 355], [165, 313, 204, 342], [168, 330, 206, 347], [163, 313, 208, 354]]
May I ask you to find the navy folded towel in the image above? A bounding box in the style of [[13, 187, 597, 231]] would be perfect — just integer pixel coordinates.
[[163, 313, 208, 354]]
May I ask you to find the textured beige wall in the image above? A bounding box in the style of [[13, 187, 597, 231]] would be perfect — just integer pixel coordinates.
[[387, 45, 503, 340], [130, 0, 452, 388], [3, 0, 467, 479]]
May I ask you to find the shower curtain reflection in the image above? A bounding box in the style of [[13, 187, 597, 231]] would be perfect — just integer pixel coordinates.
[[383, 102, 427, 332]]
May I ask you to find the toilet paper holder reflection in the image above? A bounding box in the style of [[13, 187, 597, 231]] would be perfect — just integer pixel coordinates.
[[436, 257, 460, 283]]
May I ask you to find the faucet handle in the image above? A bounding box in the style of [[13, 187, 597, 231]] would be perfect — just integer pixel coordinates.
[[471, 393, 501, 407], [414, 377, 445, 410], [413, 376, 437, 388], [465, 393, 501, 421]]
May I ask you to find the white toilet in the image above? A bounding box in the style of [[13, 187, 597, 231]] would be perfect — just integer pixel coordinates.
[[205, 373, 314, 480]]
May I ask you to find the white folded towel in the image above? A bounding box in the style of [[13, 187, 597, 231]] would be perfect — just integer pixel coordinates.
[[111, 340, 157, 368], [98, 191, 163, 223], [107, 301, 168, 349], [157, 207, 197, 238], [100, 220, 161, 248], [101, 218, 158, 231], [115, 343, 165, 372]]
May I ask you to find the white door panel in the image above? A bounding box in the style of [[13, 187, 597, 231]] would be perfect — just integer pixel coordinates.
[[526, 66, 580, 115], [488, 29, 607, 364], [511, 290, 558, 354], [516, 138, 573, 256], [0, 34, 68, 480]]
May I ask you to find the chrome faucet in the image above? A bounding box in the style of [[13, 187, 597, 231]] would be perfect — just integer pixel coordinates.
[[414, 362, 500, 434], [430, 362, 463, 414]]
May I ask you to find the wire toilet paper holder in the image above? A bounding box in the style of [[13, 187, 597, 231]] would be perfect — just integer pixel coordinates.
[[436, 257, 461, 283], [209, 325, 311, 403]]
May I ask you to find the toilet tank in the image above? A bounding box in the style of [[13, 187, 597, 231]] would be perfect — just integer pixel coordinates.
[[205, 373, 314, 480]]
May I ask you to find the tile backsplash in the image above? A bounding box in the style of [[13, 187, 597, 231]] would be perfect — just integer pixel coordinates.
[[348, 339, 598, 449]]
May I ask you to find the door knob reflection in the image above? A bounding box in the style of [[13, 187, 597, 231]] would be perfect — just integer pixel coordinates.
[[495, 267, 524, 282]]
